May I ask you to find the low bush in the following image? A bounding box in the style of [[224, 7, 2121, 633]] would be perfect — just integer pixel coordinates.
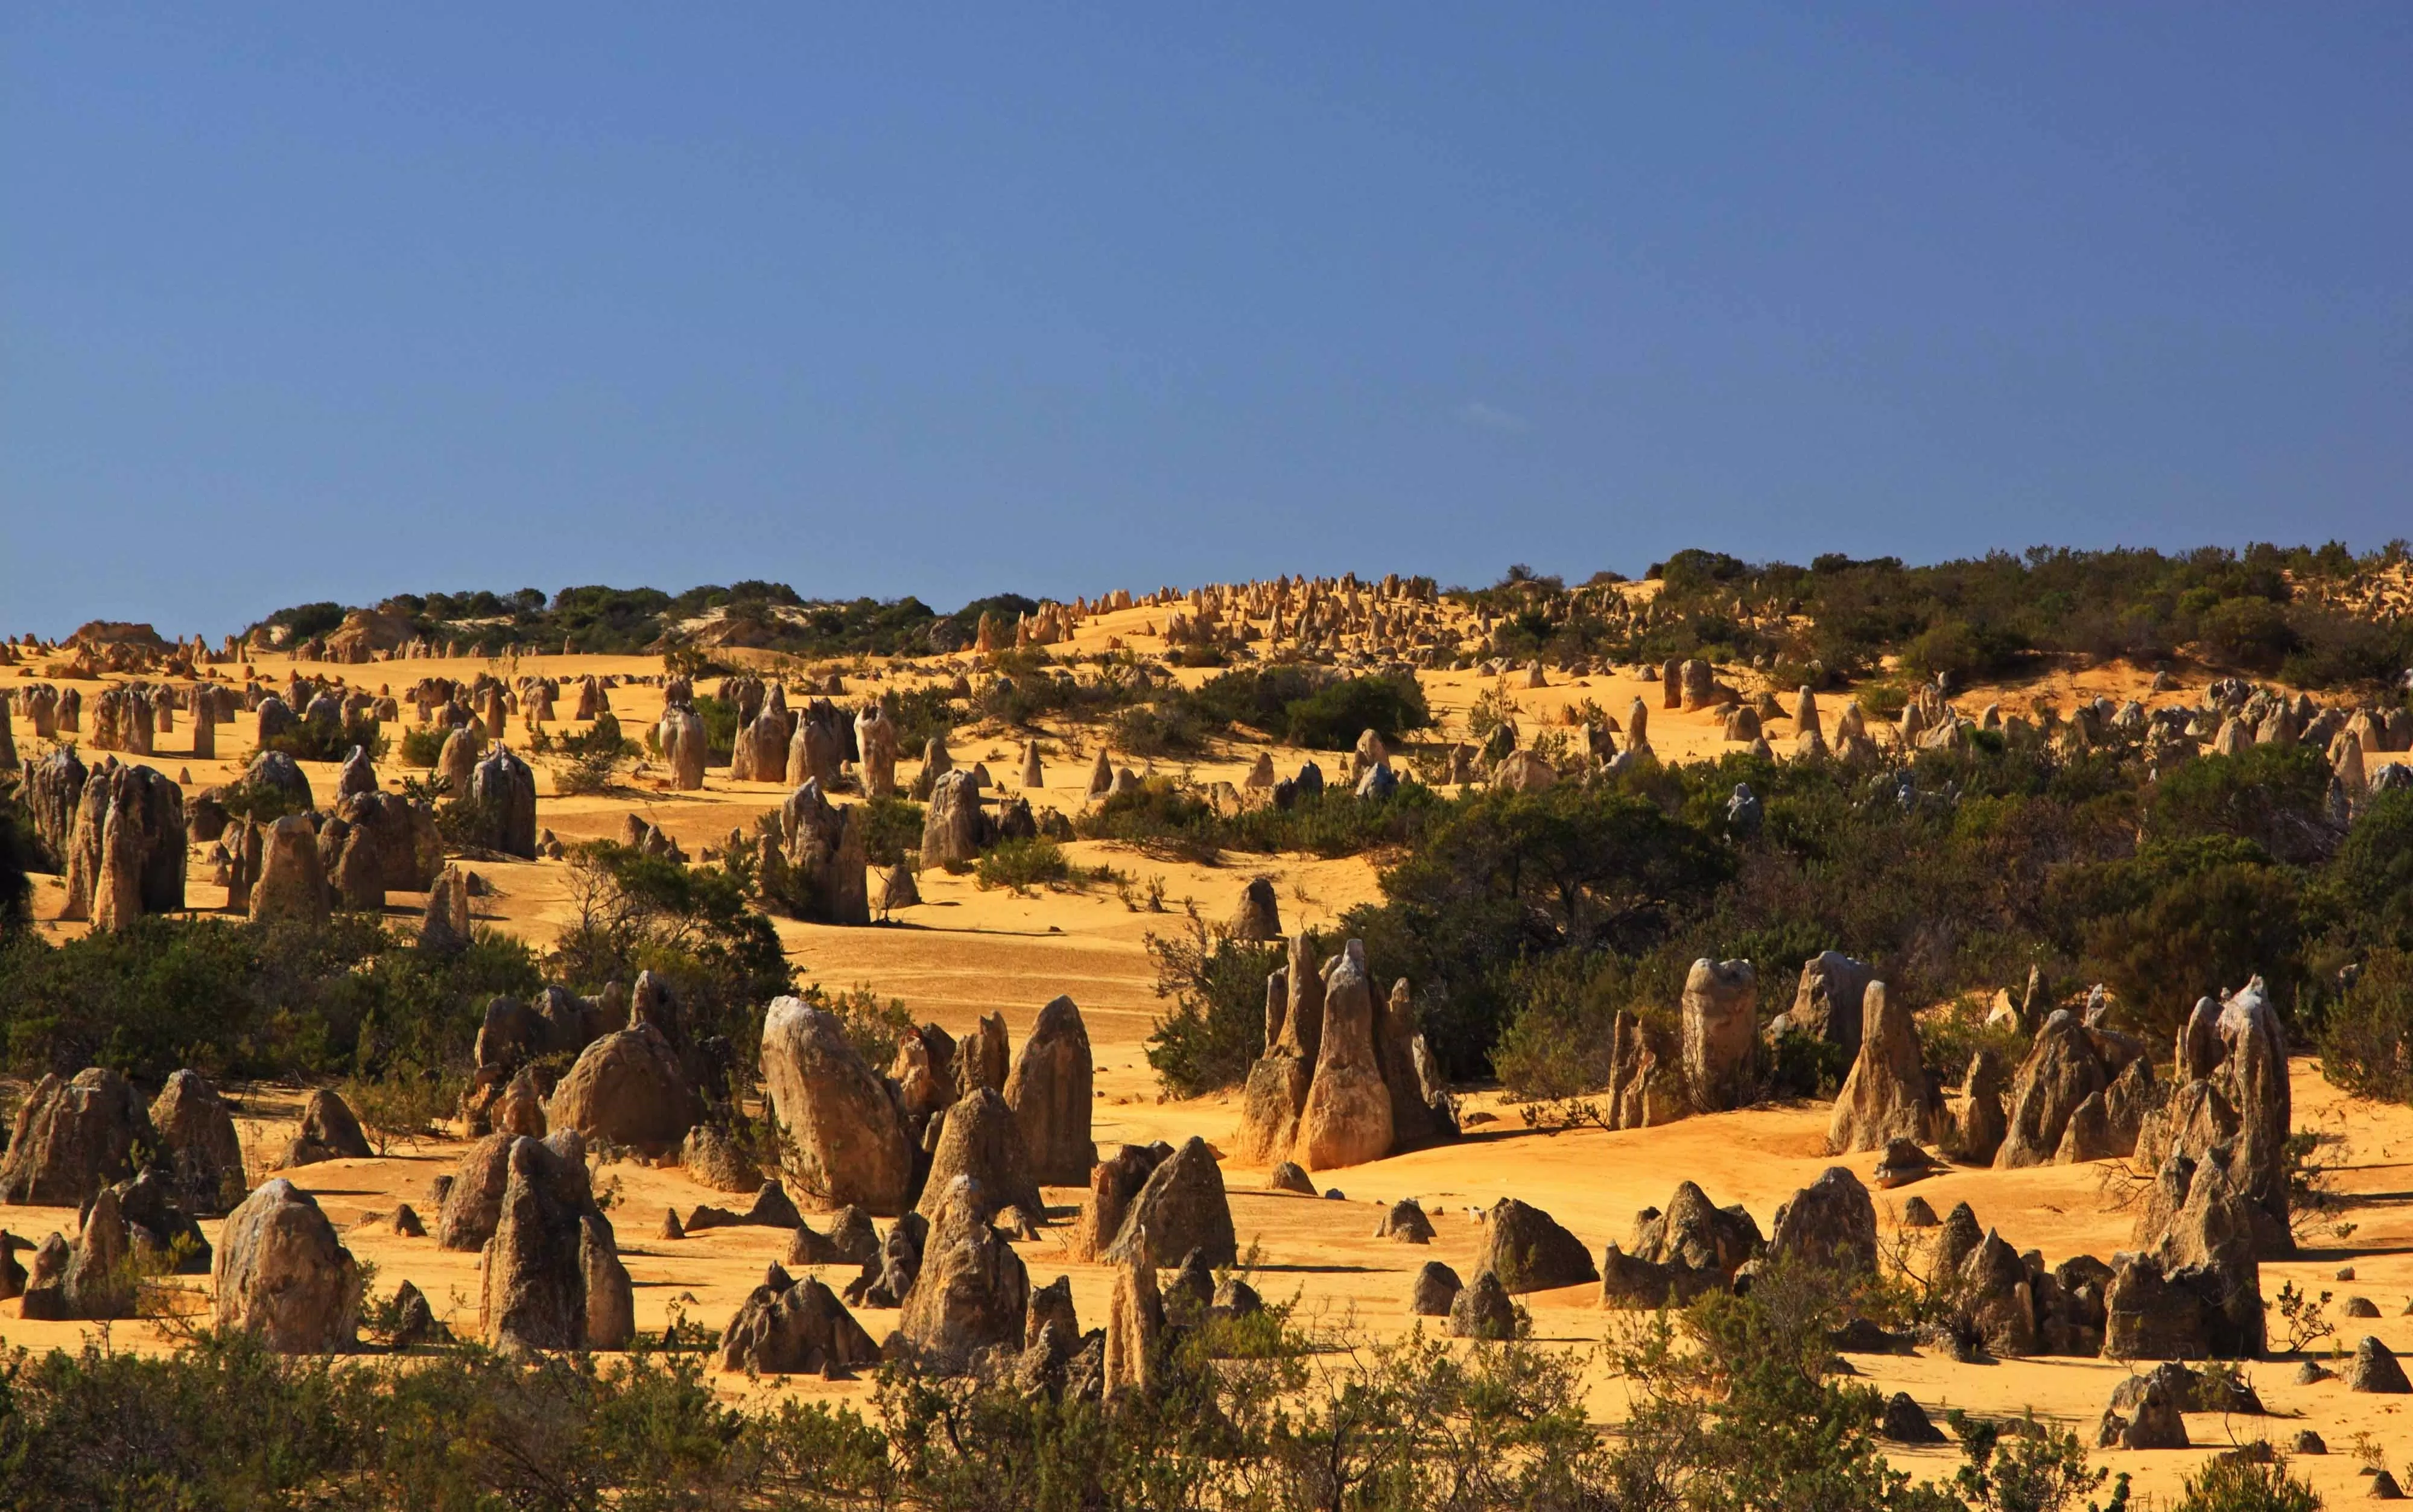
[[1283, 674, 1431, 750], [854, 794, 927, 867], [974, 837, 1070, 893], [398, 726, 449, 768], [1144, 919, 1288, 1095], [263, 715, 390, 765], [539, 710, 638, 796]]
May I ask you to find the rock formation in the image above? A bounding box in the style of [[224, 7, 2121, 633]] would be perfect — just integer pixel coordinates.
[[212, 1179, 362, 1352], [759, 996, 915, 1214], [1003, 995, 1095, 1186]]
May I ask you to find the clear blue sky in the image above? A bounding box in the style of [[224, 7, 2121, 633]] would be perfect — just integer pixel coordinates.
[[6, 4, 2408, 639]]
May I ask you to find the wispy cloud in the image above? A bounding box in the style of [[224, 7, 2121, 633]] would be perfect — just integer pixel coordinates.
[[1456, 399, 1533, 434]]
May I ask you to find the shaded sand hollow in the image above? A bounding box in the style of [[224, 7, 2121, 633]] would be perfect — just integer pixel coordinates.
[[6, 622, 2412, 1501]]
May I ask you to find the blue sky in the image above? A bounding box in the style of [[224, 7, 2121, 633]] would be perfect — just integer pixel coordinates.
[[5, 4, 2408, 637]]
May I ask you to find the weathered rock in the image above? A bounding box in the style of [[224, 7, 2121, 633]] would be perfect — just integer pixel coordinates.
[[1375, 1199, 1435, 1243], [1408, 1261, 1462, 1316], [1880, 1392, 1945, 1444], [1, 1068, 153, 1206], [250, 814, 329, 925], [2096, 1370, 2188, 1450], [955, 1012, 1010, 1099], [1004, 995, 1095, 1186], [1476, 1198, 1596, 1294], [759, 997, 915, 1214], [1448, 1270, 1517, 1340], [1872, 1138, 1938, 1188], [61, 1188, 135, 1318], [1828, 982, 1943, 1155], [436, 1134, 516, 1251], [855, 706, 899, 797], [1995, 1012, 2113, 1169], [1787, 952, 1875, 1060], [917, 1089, 1045, 1223], [1103, 1137, 1236, 1270], [282, 1087, 372, 1166], [1952, 1049, 2009, 1165], [1959, 1229, 2040, 1356], [1103, 1257, 1163, 1395], [919, 769, 991, 868], [1299, 941, 1394, 1169], [477, 1132, 633, 1352], [546, 1019, 699, 1157], [495, 1068, 547, 1138], [2347, 1335, 2412, 1393], [148, 1070, 246, 1216], [1068, 1144, 1165, 1261], [1375, 978, 1454, 1151], [656, 704, 708, 790], [1682, 958, 1758, 1113], [1630, 1181, 1761, 1279], [1766, 1166, 1878, 1274], [212, 1178, 362, 1352], [469, 746, 538, 859], [18, 1233, 70, 1320], [765, 779, 870, 925], [1267, 1161, 1316, 1196], [1234, 935, 1325, 1163], [901, 1176, 1030, 1370], [681, 1125, 763, 1192], [718, 1270, 880, 1376], [1231, 877, 1283, 941]]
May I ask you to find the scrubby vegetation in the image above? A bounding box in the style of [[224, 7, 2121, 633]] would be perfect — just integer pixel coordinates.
[[0, 1256, 2144, 1510], [1148, 715, 2413, 1097], [247, 583, 1044, 658], [1462, 542, 2413, 692]]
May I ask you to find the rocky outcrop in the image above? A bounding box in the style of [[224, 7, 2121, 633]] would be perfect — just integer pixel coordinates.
[[478, 1133, 635, 1353], [761, 780, 869, 925], [1003, 996, 1095, 1186], [1476, 1198, 1596, 1294], [901, 1176, 1030, 1370], [1375, 978, 1454, 1151], [545, 1019, 700, 1157], [2132, 979, 2291, 1254], [148, 1070, 246, 1216], [212, 1179, 363, 1352], [1103, 1257, 1163, 1395], [759, 996, 915, 1215], [469, 746, 539, 859], [1101, 1137, 1236, 1270], [1298, 942, 1392, 1169], [1950, 1050, 2009, 1165], [1408, 1261, 1462, 1316], [1448, 1270, 1517, 1340], [1681, 959, 1758, 1113], [1067, 1144, 1165, 1262], [60, 762, 186, 929], [282, 1088, 372, 1167], [1994, 1012, 2143, 1169], [0, 1068, 153, 1206], [1826, 981, 1944, 1154], [718, 1269, 879, 1376], [251, 814, 329, 925], [1234, 935, 1324, 1163], [917, 1089, 1045, 1223], [1231, 878, 1282, 941], [919, 770, 992, 868], [1781, 952, 1874, 1061], [1766, 1166, 1877, 1274]]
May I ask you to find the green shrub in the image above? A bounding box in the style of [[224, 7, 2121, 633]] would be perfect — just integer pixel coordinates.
[[1076, 777, 1224, 862], [854, 794, 926, 867], [263, 715, 390, 765], [1144, 919, 1287, 1095], [2170, 1451, 2318, 1512], [0, 913, 541, 1084], [398, 726, 449, 768], [975, 837, 1071, 893], [1108, 703, 1209, 758], [541, 710, 637, 796], [1283, 674, 1431, 750], [2319, 947, 2413, 1102]]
